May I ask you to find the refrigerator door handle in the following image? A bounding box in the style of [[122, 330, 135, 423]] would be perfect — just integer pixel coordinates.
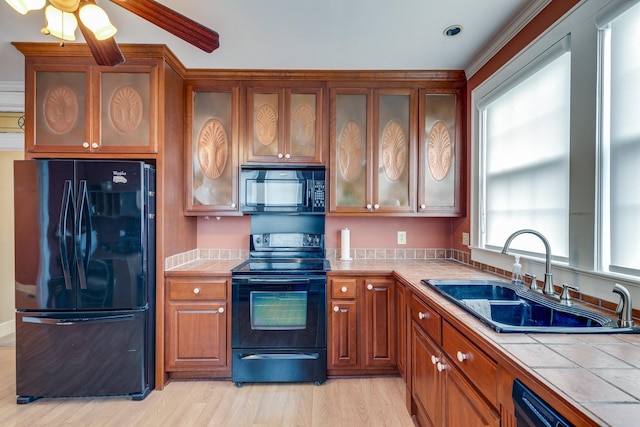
[[59, 180, 74, 290], [21, 314, 136, 325], [75, 180, 92, 290]]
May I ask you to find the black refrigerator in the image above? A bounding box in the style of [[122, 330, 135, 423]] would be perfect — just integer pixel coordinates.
[[13, 160, 155, 404]]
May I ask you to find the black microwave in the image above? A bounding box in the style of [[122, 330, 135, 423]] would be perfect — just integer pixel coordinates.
[[239, 165, 326, 214]]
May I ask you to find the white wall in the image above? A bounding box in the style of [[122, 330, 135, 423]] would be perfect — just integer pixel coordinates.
[[0, 150, 23, 336]]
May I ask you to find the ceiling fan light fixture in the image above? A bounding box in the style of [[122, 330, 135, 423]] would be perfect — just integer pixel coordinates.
[[79, 4, 117, 40], [43, 4, 78, 41], [4, 0, 45, 14], [48, 0, 80, 13]]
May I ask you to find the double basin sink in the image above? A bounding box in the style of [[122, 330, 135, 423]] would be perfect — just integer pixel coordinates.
[[422, 279, 638, 333]]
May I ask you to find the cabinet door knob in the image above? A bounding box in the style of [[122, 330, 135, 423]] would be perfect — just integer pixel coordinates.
[[418, 311, 428, 320], [373, 204, 380, 210], [230, 203, 237, 208], [420, 204, 426, 209], [436, 362, 448, 372], [82, 142, 90, 148], [91, 142, 99, 149], [193, 287, 200, 294], [367, 284, 374, 291], [285, 153, 291, 159], [333, 306, 339, 312], [218, 307, 225, 313], [277, 153, 284, 159], [341, 286, 348, 293], [457, 351, 468, 362], [430, 355, 440, 365], [366, 204, 372, 209]]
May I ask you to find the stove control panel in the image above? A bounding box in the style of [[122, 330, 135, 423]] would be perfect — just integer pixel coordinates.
[[252, 233, 323, 249]]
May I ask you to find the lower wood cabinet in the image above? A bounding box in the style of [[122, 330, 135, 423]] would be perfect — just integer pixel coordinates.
[[165, 276, 231, 379], [327, 275, 397, 376], [410, 294, 499, 427]]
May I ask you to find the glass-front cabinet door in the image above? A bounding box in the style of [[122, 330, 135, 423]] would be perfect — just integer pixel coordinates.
[[27, 62, 158, 155], [245, 84, 323, 164], [331, 89, 370, 213], [185, 84, 240, 215], [418, 90, 461, 216], [374, 90, 415, 213], [330, 87, 415, 214]]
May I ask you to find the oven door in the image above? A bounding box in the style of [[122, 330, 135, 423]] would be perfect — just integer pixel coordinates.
[[231, 275, 326, 350]]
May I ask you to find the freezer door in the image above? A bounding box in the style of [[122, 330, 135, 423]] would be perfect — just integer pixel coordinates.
[[16, 310, 151, 401], [75, 160, 148, 310], [14, 160, 76, 310]]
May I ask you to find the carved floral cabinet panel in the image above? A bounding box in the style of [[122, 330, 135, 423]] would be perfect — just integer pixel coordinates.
[[245, 85, 323, 164], [27, 61, 158, 155], [185, 84, 240, 215]]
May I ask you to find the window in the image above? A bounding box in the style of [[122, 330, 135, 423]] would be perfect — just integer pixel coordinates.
[[599, 2, 640, 275], [478, 44, 571, 258]]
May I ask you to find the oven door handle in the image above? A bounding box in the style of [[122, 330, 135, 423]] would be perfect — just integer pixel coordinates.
[[239, 353, 319, 360], [245, 278, 311, 284]]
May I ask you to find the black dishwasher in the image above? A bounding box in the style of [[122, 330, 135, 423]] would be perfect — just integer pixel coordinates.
[[512, 379, 572, 427]]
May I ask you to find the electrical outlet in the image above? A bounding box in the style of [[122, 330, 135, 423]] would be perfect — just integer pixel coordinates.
[[462, 232, 470, 246], [397, 231, 407, 245]]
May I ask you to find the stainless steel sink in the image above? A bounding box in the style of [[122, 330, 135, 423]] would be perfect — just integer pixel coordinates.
[[422, 279, 639, 333]]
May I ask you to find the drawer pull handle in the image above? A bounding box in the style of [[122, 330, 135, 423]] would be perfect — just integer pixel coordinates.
[[367, 284, 373, 291], [218, 307, 225, 314], [418, 311, 428, 320], [430, 355, 439, 365], [457, 351, 468, 362], [193, 288, 200, 294], [333, 306, 339, 312], [436, 362, 448, 372], [341, 286, 348, 293]]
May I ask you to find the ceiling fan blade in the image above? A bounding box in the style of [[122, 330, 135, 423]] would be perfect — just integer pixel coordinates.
[[74, 6, 125, 66], [109, 0, 220, 52]]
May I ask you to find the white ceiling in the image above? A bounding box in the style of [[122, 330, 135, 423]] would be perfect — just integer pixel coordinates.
[[0, 0, 549, 83]]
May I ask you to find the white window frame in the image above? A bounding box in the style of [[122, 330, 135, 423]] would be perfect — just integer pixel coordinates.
[[469, 0, 640, 306]]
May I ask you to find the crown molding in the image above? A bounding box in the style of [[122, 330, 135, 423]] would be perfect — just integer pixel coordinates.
[[465, 0, 553, 78]]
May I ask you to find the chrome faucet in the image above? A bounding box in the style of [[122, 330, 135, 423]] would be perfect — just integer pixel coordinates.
[[613, 283, 634, 327], [502, 229, 555, 296]]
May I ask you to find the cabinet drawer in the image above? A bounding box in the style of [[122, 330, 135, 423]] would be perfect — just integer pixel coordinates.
[[410, 294, 441, 345], [168, 279, 227, 300], [442, 320, 498, 407], [330, 277, 357, 299]]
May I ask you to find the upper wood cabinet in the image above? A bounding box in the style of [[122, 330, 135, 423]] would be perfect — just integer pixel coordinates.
[[25, 58, 158, 155], [418, 89, 463, 216], [185, 83, 240, 215], [329, 87, 417, 214], [245, 84, 324, 164]]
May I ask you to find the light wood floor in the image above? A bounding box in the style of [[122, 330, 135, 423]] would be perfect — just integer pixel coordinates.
[[0, 347, 414, 426]]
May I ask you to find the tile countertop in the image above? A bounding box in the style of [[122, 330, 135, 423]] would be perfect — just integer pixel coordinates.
[[167, 258, 640, 426]]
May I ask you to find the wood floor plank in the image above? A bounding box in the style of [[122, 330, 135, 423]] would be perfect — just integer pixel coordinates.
[[0, 347, 414, 426]]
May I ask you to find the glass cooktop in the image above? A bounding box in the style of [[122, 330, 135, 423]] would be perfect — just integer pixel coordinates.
[[232, 258, 330, 275]]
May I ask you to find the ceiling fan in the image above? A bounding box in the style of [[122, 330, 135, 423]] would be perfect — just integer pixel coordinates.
[[4, 0, 220, 66]]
